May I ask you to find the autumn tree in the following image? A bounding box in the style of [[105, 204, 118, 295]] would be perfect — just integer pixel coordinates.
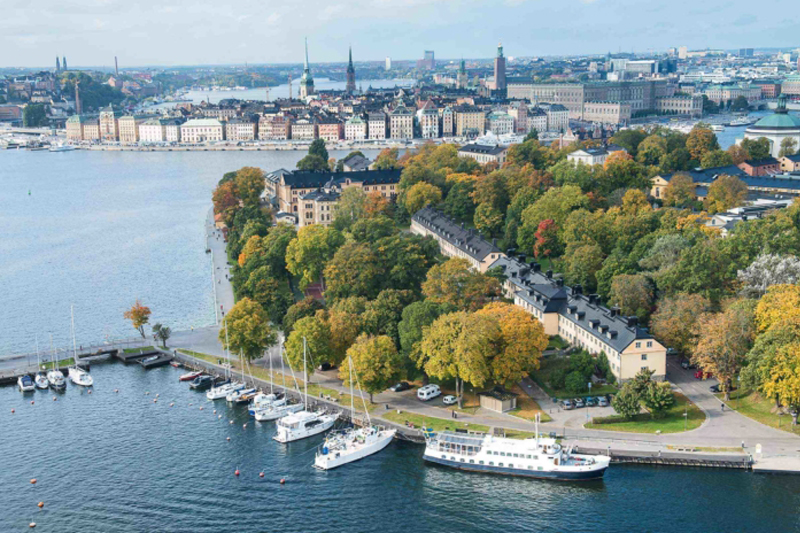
[[476, 303, 549, 385], [741, 137, 771, 161], [662, 173, 696, 207], [404, 182, 442, 215], [761, 342, 800, 417], [323, 242, 382, 301], [340, 334, 404, 402], [473, 203, 504, 238], [422, 258, 502, 312], [234, 167, 266, 207], [693, 300, 756, 399], [651, 294, 711, 356], [562, 241, 605, 293], [282, 297, 325, 334], [285, 314, 332, 371], [219, 297, 278, 361], [327, 297, 367, 365], [364, 191, 391, 218], [608, 274, 654, 322], [755, 284, 800, 333], [686, 125, 720, 161], [212, 180, 238, 215], [124, 299, 152, 339], [518, 185, 588, 254], [285, 225, 345, 290], [704, 174, 748, 213], [373, 147, 400, 170], [636, 135, 668, 166], [533, 219, 561, 259]]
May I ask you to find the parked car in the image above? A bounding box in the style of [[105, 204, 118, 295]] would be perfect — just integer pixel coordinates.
[[695, 370, 713, 380], [709, 384, 720, 393], [573, 398, 585, 408], [561, 399, 574, 410], [667, 348, 679, 356], [417, 384, 442, 401], [597, 396, 609, 407], [389, 381, 410, 392], [318, 362, 334, 372], [442, 395, 458, 406], [680, 359, 691, 370], [585, 397, 597, 407]]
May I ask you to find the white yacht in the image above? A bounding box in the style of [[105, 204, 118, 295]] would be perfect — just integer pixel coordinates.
[[254, 401, 304, 422], [422, 414, 609, 481], [248, 392, 285, 415], [49, 144, 76, 152], [18, 375, 36, 392], [34, 372, 49, 390], [67, 306, 93, 387], [313, 355, 396, 470], [710, 124, 725, 132], [274, 338, 338, 443], [206, 380, 243, 400], [275, 409, 339, 443], [47, 369, 66, 390]]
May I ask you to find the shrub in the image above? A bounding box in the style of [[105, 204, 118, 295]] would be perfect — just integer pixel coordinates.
[[565, 371, 588, 395], [550, 367, 567, 390]]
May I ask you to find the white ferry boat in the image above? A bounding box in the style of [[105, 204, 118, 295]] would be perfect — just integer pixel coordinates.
[[422, 416, 609, 481]]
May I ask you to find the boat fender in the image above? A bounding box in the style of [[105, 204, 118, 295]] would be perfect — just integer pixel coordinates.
[[88, 390, 92, 394], [170, 403, 174, 407], [218, 415, 222, 419], [213, 410, 217, 414], [226, 437, 231, 441], [53, 397, 57, 401], [280, 478, 286, 484], [243, 423, 247, 429], [229, 420, 234, 424], [29, 522, 36, 528], [153, 399, 157, 403], [199, 407, 204, 411]]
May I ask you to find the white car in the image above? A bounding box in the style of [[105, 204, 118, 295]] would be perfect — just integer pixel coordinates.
[[442, 395, 458, 406], [417, 384, 442, 401]]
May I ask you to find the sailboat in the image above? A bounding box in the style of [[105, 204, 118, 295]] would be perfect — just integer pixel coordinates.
[[207, 320, 243, 400], [313, 355, 396, 470], [226, 352, 256, 402], [253, 344, 304, 422], [67, 306, 93, 387], [34, 337, 49, 390], [47, 336, 66, 391], [248, 349, 286, 415], [274, 337, 338, 443]]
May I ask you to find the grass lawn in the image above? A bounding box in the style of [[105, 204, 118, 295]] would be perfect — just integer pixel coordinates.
[[546, 336, 568, 351], [123, 346, 155, 353], [41, 358, 74, 370], [584, 392, 705, 434], [508, 384, 553, 423], [380, 410, 536, 440], [529, 355, 617, 399], [721, 388, 800, 436]]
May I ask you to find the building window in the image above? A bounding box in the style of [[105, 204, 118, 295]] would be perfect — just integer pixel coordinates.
[[635, 342, 641, 349], [647, 341, 653, 348], [641, 354, 648, 361]]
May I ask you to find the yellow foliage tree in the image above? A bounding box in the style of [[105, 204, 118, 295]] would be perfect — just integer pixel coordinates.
[[339, 334, 404, 403], [123, 299, 152, 339], [761, 342, 800, 411], [755, 284, 800, 333]]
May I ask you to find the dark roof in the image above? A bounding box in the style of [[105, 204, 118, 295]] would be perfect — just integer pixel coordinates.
[[342, 154, 371, 171], [742, 157, 779, 167], [783, 154, 800, 163], [282, 169, 401, 189], [412, 206, 503, 262], [506, 77, 534, 85], [458, 143, 507, 156], [660, 165, 747, 184], [301, 189, 339, 201]]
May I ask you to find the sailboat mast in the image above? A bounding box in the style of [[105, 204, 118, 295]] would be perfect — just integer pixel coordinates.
[[49, 334, 54, 367], [349, 356, 354, 422], [70, 304, 77, 366], [36, 335, 40, 368], [223, 317, 231, 379], [269, 345, 274, 395], [303, 337, 308, 408]]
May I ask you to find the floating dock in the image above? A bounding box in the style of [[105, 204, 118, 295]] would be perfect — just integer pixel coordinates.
[[576, 446, 752, 469], [139, 354, 174, 369], [115, 350, 160, 364]]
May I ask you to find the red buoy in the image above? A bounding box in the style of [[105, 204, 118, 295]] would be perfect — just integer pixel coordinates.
[[52, 397, 57, 401], [280, 478, 286, 485], [199, 407, 204, 411], [11, 409, 15, 413], [30, 401, 35, 405], [30, 479, 37, 484], [153, 399, 158, 403], [37, 502, 44, 508], [259, 472, 264, 478], [234, 469, 240, 476]]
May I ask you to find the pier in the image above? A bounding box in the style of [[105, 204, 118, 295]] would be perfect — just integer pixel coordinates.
[[115, 349, 160, 364], [575, 446, 752, 469], [139, 353, 175, 369]]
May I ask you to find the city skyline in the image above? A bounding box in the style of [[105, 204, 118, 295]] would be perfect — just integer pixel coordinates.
[[2, 0, 800, 68]]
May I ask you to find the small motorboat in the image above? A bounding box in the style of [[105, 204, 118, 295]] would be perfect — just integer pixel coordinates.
[[69, 367, 94, 387], [18, 375, 36, 392], [206, 380, 242, 401], [47, 369, 66, 390], [226, 387, 256, 403], [179, 370, 203, 382], [189, 375, 214, 390], [140, 355, 160, 365], [235, 390, 259, 405], [34, 372, 49, 390], [248, 392, 285, 415]]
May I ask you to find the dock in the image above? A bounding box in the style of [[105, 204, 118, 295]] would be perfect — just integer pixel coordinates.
[[139, 353, 174, 369], [115, 350, 160, 364], [574, 446, 752, 469], [752, 456, 800, 475]]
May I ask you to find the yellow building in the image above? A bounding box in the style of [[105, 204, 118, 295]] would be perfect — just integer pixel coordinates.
[[454, 105, 486, 137]]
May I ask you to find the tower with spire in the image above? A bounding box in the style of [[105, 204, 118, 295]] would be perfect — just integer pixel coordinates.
[[346, 46, 356, 94], [56, 57, 61, 72], [493, 42, 506, 95], [457, 58, 468, 89], [63, 56, 68, 71], [299, 38, 315, 99]]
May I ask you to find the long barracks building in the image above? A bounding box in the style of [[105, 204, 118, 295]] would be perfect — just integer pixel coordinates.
[[411, 207, 667, 382]]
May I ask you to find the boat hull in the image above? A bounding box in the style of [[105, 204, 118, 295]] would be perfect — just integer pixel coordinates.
[[422, 453, 607, 481], [254, 403, 304, 422], [314, 429, 396, 470], [273, 415, 337, 443]]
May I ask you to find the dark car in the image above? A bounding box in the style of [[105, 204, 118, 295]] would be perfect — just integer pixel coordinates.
[[680, 359, 691, 370], [585, 397, 597, 407], [709, 384, 720, 393], [390, 381, 411, 392], [318, 362, 334, 371]]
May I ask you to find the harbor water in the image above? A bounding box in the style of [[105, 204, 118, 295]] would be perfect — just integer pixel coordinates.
[[3, 363, 800, 532]]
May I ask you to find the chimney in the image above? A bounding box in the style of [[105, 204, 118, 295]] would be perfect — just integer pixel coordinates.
[[556, 278, 564, 287], [573, 284, 583, 295], [518, 253, 527, 264], [626, 316, 639, 327], [610, 306, 620, 317], [531, 262, 540, 272], [75, 81, 81, 115], [589, 294, 599, 305], [545, 269, 553, 279], [492, 238, 497, 247]]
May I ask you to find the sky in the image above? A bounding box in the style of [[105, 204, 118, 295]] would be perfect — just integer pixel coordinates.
[[2, 0, 799, 68]]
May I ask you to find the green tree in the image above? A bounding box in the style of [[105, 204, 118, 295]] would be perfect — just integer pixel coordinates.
[[662, 173, 696, 207], [612, 383, 641, 419], [373, 148, 400, 170], [443, 179, 476, 223], [282, 297, 325, 334], [730, 95, 750, 112], [340, 334, 404, 402], [323, 242, 382, 301], [332, 187, 367, 231], [686, 125, 720, 161], [296, 154, 329, 171], [565, 371, 588, 394], [362, 289, 416, 345], [285, 314, 332, 370], [234, 167, 266, 207], [518, 185, 588, 254], [641, 382, 675, 418], [608, 274, 654, 322], [242, 268, 293, 325], [219, 297, 278, 361], [286, 225, 345, 289], [741, 137, 771, 161], [636, 135, 668, 166], [23, 104, 48, 127], [562, 242, 605, 292], [779, 137, 798, 158], [611, 129, 647, 156], [704, 174, 748, 213], [404, 182, 442, 214], [700, 150, 734, 168], [152, 323, 171, 348], [373, 233, 439, 294], [398, 301, 445, 372], [473, 203, 504, 238]]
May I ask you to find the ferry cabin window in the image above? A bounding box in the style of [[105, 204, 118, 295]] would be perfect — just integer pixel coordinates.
[[509, 464, 514, 468], [489, 462, 494, 466], [500, 452, 506, 456], [499, 463, 504, 467], [513, 453, 519, 458], [442, 455, 446, 459], [538, 466, 543, 471], [469, 459, 475, 464], [479, 461, 484, 465]]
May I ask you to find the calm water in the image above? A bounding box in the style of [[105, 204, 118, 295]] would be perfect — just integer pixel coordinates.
[[2, 363, 800, 533], [180, 78, 414, 105], [0, 149, 377, 355]]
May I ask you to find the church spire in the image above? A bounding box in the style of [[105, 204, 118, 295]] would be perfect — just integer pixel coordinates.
[[346, 45, 356, 94], [304, 37, 309, 70]]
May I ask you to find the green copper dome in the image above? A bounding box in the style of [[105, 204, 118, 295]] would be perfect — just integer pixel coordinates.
[[751, 113, 800, 129]]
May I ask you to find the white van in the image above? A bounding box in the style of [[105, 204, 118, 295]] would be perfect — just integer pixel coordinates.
[[417, 384, 442, 401]]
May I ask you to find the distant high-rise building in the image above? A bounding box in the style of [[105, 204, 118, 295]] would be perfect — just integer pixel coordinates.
[[75, 81, 81, 114], [494, 42, 506, 95], [346, 46, 356, 94], [115, 56, 119, 76], [678, 46, 688, 60], [421, 50, 435, 70], [63, 56, 68, 70], [385, 57, 392, 71], [739, 48, 754, 58], [56, 57, 61, 72], [299, 38, 315, 99], [456, 59, 468, 89]]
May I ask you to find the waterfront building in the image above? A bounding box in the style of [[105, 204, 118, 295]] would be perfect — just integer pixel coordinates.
[[317, 116, 343, 142], [164, 119, 182, 142], [782, 75, 800, 98], [99, 106, 118, 141], [299, 39, 315, 99], [740, 96, 800, 157], [454, 105, 486, 137], [457, 143, 508, 166], [82, 118, 100, 141], [440, 106, 454, 137], [567, 144, 627, 166], [389, 105, 414, 139], [66, 114, 84, 140], [291, 117, 317, 140], [367, 112, 387, 140], [259, 114, 292, 140], [581, 101, 632, 125], [655, 95, 703, 117], [139, 118, 168, 143], [344, 115, 367, 140], [346, 47, 356, 95], [269, 168, 401, 215], [485, 110, 514, 135], [118, 115, 146, 144], [417, 104, 440, 139], [385, 57, 391, 71], [703, 83, 761, 104], [225, 117, 258, 141], [298, 178, 339, 227], [180, 118, 224, 143], [411, 207, 667, 381], [493, 43, 506, 95]]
